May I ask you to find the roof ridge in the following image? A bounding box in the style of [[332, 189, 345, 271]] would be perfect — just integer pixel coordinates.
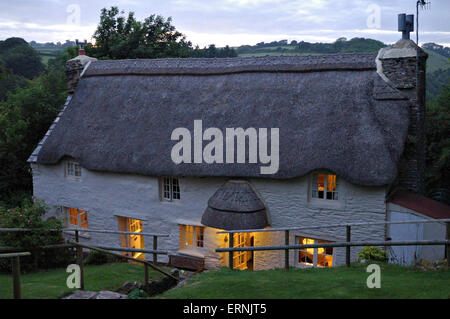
[[83, 53, 378, 77]]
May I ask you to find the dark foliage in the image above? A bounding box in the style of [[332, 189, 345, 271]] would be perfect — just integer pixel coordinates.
[[426, 80, 450, 193], [0, 198, 75, 273], [0, 38, 45, 79]]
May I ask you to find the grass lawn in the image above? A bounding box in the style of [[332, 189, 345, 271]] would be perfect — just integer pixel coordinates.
[[0, 262, 168, 299], [157, 263, 450, 299]]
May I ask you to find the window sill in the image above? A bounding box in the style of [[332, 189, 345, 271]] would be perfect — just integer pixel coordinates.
[[307, 200, 345, 211]]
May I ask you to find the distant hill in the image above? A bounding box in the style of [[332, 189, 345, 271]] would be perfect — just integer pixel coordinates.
[[235, 37, 386, 57], [423, 43, 450, 58], [0, 37, 44, 80]]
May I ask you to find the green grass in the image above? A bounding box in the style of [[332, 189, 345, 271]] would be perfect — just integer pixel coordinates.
[[157, 263, 450, 299], [0, 262, 168, 299]]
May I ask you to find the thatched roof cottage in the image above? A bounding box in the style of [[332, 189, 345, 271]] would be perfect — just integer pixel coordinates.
[[28, 35, 449, 270]]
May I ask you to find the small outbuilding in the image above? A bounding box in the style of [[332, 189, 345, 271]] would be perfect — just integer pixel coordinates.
[[387, 189, 450, 265]]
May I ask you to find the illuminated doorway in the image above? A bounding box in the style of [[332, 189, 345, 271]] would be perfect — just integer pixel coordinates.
[[118, 217, 145, 260], [232, 233, 254, 270]]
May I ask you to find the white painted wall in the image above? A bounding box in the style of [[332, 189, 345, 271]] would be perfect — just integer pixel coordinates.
[[31, 160, 388, 270], [387, 203, 446, 264]]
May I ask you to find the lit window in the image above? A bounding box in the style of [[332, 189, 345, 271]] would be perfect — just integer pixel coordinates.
[[311, 173, 339, 200], [297, 237, 333, 268], [67, 207, 88, 229], [66, 161, 81, 179], [161, 177, 180, 201], [180, 225, 204, 249]]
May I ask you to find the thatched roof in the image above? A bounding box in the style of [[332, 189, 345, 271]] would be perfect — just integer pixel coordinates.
[[201, 180, 269, 230], [30, 54, 410, 186]]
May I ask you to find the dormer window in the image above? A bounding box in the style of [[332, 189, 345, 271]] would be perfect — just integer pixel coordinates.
[[311, 172, 339, 201], [161, 177, 180, 201], [65, 161, 81, 180]]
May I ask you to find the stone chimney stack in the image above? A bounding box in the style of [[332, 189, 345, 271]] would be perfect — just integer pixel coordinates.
[[376, 15, 428, 194], [65, 40, 96, 94]]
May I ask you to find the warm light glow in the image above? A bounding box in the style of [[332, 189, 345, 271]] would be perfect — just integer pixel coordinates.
[[312, 173, 338, 200], [299, 237, 333, 268], [69, 208, 87, 229], [127, 218, 145, 260]]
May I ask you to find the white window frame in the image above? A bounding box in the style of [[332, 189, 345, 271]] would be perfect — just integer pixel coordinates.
[[161, 177, 180, 201], [65, 207, 89, 237], [65, 161, 82, 181], [309, 171, 344, 208], [295, 236, 334, 268], [180, 225, 205, 254]]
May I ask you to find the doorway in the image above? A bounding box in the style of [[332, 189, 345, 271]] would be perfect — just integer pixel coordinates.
[[118, 217, 145, 260], [232, 233, 254, 270]]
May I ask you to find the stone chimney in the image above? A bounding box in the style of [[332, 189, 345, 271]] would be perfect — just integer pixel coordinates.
[[65, 50, 96, 94], [376, 20, 428, 194]]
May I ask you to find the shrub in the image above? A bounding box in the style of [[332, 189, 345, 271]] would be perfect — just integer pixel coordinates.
[[0, 197, 75, 273], [85, 250, 124, 265], [358, 246, 388, 262], [85, 250, 109, 265]]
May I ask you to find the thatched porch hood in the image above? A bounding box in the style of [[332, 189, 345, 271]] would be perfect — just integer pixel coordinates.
[[202, 180, 269, 230], [29, 53, 409, 186]]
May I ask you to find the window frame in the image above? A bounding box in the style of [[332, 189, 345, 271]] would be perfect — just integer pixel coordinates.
[[308, 171, 344, 208], [180, 225, 205, 253], [296, 236, 334, 268], [160, 177, 180, 201], [65, 207, 89, 237], [65, 161, 82, 181]]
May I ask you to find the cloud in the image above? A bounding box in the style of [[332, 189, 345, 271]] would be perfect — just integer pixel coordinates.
[[0, 0, 448, 46]]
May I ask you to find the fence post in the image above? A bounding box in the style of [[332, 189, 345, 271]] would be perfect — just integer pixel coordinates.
[[153, 236, 158, 264], [446, 222, 450, 268], [76, 245, 84, 290], [11, 256, 21, 299], [346, 226, 351, 267], [285, 230, 289, 270], [229, 233, 234, 270]]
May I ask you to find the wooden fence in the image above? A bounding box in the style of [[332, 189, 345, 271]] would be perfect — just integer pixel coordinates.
[[0, 227, 176, 299], [216, 219, 450, 270]]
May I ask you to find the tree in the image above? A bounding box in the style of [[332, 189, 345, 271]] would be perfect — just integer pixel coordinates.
[[0, 38, 44, 79], [0, 68, 67, 207], [425, 80, 450, 193], [88, 7, 193, 59]]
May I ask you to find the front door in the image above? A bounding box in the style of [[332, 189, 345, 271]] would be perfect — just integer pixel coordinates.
[[232, 233, 254, 270], [118, 217, 145, 260]]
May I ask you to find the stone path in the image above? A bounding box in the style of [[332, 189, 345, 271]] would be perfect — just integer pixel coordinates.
[[63, 290, 127, 299]]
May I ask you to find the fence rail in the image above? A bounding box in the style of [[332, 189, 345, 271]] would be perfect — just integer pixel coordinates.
[[217, 219, 450, 270], [0, 252, 31, 299], [0, 227, 174, 299], [216, 218, 450, 234]]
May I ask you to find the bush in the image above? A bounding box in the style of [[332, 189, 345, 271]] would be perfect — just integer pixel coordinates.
[[358, 246, 388, 262], [85, 250, 109, 265], [85, 250, 124, 265], [0, 197, 75, 273]]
